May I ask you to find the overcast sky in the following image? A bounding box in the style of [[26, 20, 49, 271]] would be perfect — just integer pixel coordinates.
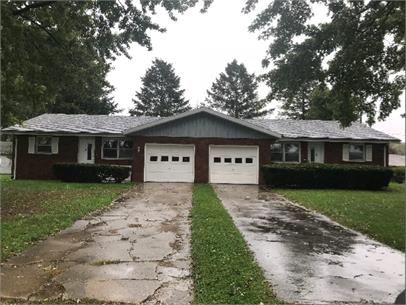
[[107, 0, 405, 141]]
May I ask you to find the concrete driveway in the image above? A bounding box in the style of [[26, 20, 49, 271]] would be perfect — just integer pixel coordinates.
[[214, 184, 405, 304], [1, 183, 193, 304]]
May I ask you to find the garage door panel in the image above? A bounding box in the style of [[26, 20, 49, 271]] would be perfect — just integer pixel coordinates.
[[145, 144, 194, 182], [209, 145, 259, 184]]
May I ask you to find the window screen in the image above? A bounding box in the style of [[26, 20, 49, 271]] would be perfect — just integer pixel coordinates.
[[349, 144, 364, 161], [36, 137, 52, 153]]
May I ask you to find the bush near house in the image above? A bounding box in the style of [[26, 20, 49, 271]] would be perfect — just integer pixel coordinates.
[[262, 163, 393, 190], [391, 166, 405, 184], [53, 163, 130, 183]]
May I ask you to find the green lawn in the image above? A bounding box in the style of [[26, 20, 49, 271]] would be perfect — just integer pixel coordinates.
[[1, 175, 132, 261], [191, 184, 279, 304], [275, 183, 405, 251]]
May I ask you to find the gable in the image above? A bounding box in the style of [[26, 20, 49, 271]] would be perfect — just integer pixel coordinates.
[[131, 112, 273, 139]]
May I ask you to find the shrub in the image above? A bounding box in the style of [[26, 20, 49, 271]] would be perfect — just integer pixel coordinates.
[[53, 163, 130, 183], [391, 167, 405, 184], [261, 163, 393, 190]]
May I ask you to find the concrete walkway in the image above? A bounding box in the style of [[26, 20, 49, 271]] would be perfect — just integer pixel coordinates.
[[1, 183, 193, 304], [214, 184, 405, 305]]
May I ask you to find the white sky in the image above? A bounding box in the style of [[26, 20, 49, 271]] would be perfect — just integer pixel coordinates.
[[107, 0, 405, 141]]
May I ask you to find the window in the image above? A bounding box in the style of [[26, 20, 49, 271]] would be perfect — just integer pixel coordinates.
[[285, 143, 300, 162], [214, 157, 221, 163], [349, 144, 365, 161], [235, 158, 242, 164], [182, 156, 190, 162], [102, 138, 133, 159], [224, 158, 232, 163], [161, 156, 169, 162], [270, 143, 283, 162], [245, 158, 253, 164], [150, 156, 158, 162], [271, 142, 300, 162], [172, 156, 179, 162], [36, 136, 52, 154], [103, 139, 118, 158], [119, 139, 133, 159]]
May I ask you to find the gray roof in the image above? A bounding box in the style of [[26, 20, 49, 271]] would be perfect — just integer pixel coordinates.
[[2, 111, 399, 141], [2, 113, 159, 135], [248, 119, 398, 141]]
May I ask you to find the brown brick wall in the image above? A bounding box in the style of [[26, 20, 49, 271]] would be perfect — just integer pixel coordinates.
[[15, 135, 134, 180], [14, 135, 388, 181], [15, 135, 78, 179], [131, 136, 275, 184]]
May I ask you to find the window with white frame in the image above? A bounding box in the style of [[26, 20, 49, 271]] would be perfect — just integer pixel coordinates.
[[36, 136, 52, 154], [349, 144, 365, 161], [102, 138, 133, 159], [28, 136, 58, 155], [270, 142, 300, 162], [270, 143, 283, 161]]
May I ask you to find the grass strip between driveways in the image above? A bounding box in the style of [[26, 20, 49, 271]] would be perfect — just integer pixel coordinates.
[[275, 182, 405, 251], [191, 184, 279, 304], [1, 175, 132, 261]]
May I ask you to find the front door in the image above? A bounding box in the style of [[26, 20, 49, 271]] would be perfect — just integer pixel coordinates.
[[78, 137, 95, 164], [308, 142, 324, 163]]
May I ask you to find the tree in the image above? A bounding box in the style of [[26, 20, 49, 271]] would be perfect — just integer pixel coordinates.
[[130, 59, 191, 117], [307, 86, 336, 120], [206, 60, 268, 119], [1, 0, 209, 127], [244, 0, 405, 126]]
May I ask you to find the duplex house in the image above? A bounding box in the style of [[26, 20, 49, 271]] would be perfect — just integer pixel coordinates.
[[2, 107, 398, 184]]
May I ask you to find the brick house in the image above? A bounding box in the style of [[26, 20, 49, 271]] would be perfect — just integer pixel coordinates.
[[2, 108, 399, 184]]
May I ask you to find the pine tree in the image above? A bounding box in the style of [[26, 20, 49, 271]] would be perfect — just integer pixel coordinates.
[[206, 60, 268, 119], [130, 59, 191, 117]]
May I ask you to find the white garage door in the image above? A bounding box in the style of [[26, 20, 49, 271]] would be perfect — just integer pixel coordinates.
[[144, 144, 195, 182], [209, 145, 259, 184]]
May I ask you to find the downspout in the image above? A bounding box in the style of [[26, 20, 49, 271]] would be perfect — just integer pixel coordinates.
[[13, 136, 17, 179]]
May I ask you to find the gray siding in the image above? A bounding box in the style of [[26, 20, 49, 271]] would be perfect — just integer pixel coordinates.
[[135, 113, 271, 139]]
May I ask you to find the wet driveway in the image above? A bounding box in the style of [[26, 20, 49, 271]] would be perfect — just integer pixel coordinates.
[[214, 184, 405, 304], [1, 183, 192, 304]]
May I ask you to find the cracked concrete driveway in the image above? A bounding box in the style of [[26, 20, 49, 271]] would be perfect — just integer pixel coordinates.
[[214, 184, 405, 305], [1, 183, 192, 304]]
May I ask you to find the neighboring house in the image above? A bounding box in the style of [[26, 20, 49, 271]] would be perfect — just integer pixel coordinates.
[[2, 107, 399, 184], [389, 154, 405, 167], [0, 141, 12, 174]]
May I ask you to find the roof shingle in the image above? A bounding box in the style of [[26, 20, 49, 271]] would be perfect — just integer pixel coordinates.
[[2, 112, 398, 141], [2, 114, 159, 135], [247, 119, 398, 141]]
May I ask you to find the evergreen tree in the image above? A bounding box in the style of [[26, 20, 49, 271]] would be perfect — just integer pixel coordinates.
[[130, 59, 191, 117], [307, 86, 336, 120], [206, 60, 268, 119]]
